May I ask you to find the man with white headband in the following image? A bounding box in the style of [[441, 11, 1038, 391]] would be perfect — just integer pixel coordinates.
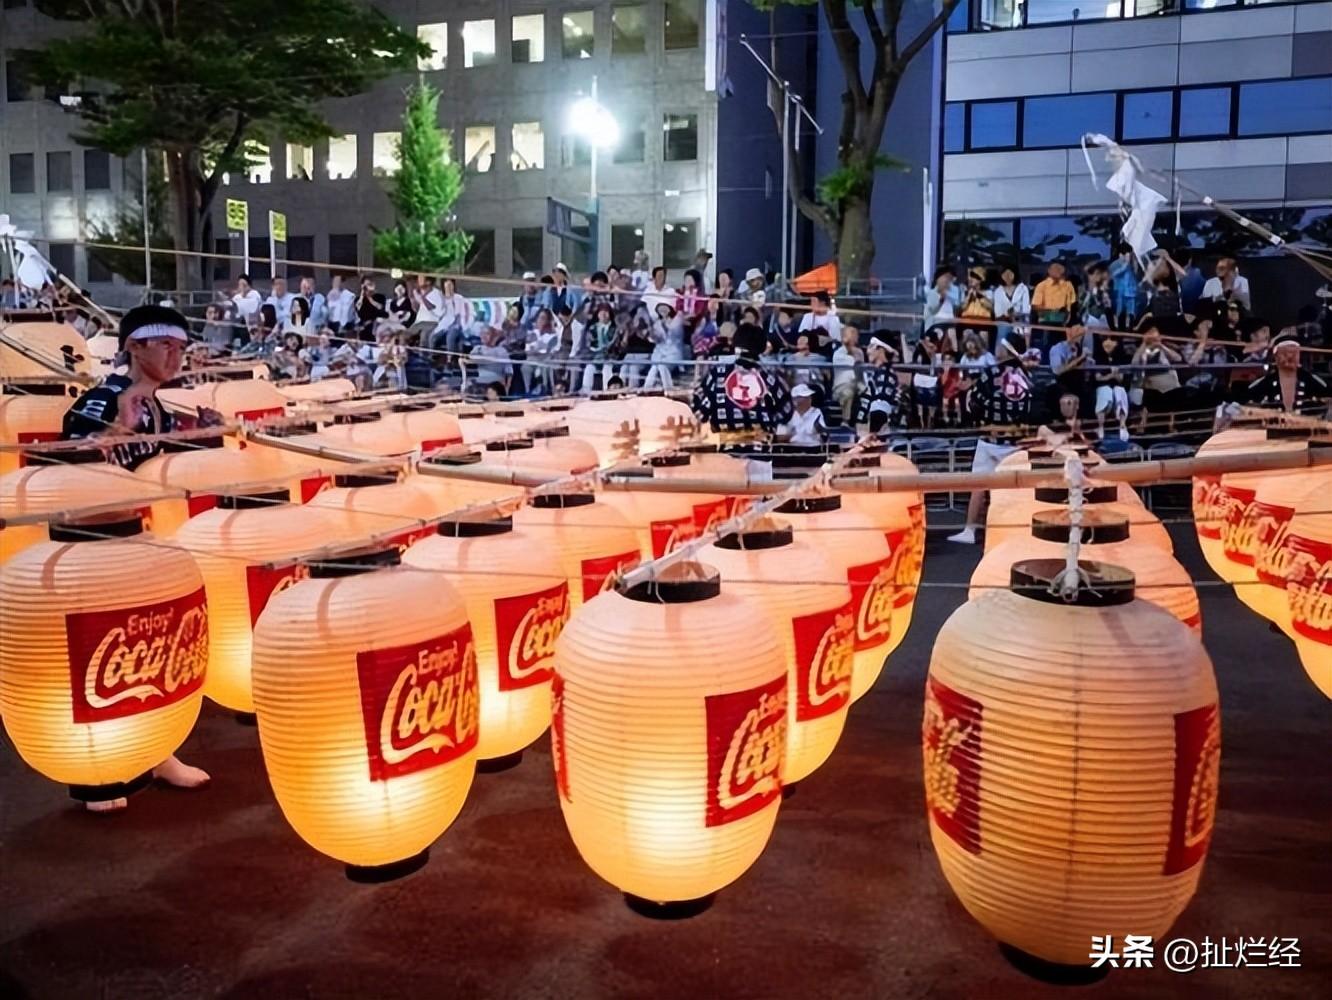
[[60, 303, 213, 807], [1245, 332, 1329, 415], [854, 333, 902, 433]]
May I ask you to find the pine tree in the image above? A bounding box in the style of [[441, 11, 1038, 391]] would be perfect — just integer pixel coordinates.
[[374, 81, 471, 273]]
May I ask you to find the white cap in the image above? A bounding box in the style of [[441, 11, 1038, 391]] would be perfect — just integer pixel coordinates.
[[522, 271, 537, 280], [554, 262, 569, 274], [745, 267, 764, 283], [792, 384, 817, 398]]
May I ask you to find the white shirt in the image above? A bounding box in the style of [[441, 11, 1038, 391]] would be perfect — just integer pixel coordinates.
[[433, 292, 472, 333], [991, 283, 1031, 319], [266, 291, 296, 325], [414, 287, 445, 325], [629, 268, 652, 292], [832, 346, 860, 389], [798, 310, 842, 343], [642, 284, 677, 316], [1201, 274, 1251, 311], [326, 287, 355, 326], [232, 288, 262, 319], [782, 406, 826, 446]]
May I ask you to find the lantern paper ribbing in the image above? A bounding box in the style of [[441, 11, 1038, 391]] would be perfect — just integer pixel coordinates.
[[403, 519, 569, 761], [208, 378, 288, 421], [628, 395, 700, 453], [135, 439, 276, 537], [552, 569, 787, 905], [0, 389, 73, 475], [310, 476, 443, 551], [252, 550, 478, 873], [171, 494, 338, 712], [0, 516, 209, 797], [1284, 508, 1332, 698], [567, 399, 639, 463], [699, 526, 855, 782], [596, 479, 701, 559], [1192, 429, 1268, 577], [924, 560, 1220, 967], [513, 494, 641, 608], [656, 452, 772, 532]]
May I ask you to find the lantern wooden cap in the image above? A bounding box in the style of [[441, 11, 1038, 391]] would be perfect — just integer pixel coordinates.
[[163, 436, 224, 453], [683, 442, 720, 454], [424, 451, 483, 467], [334, 412, 380, 425], [778, 494, 841, 515], [308, 546, 400, 577], [457, 411, 486, 419], [532, 426, 571, 439], [1030, 510, 1130, 544], [390, 400, 435, 412], [492, 408, 526, 418], [1009, 558, 1136, 606], [538, 402, 575, 412], [1265, 426, 1317, 440], [846, 455, 881, 469], [530, 493, 596, 510], [4, 382, 71, 397], [714, 525, 794, 551], [770, 453, 828, 470], [24, 447, 105, 466], [333, 473, 398, 489], [1033, 483, 1118, 504], [1029, 443, 1093, 458], [218, 489, 291, 509], [438, 516, 513, 537], [48, 513, 144, 542], [620, 563, 722, 603], [263, 421, 319, 437], [648, 454, 691, 468], [485, 438, 534, 452]]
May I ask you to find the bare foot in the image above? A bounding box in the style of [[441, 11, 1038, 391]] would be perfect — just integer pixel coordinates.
[[153, 754, 211, 789], [85, 797, 128, 813]]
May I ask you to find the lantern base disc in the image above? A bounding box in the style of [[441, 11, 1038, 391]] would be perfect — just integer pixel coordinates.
[[782, 783, 799, 801], [345, 848, 429, 884], [623, 892, 716, 920], [477, 751, 524, 773], [68, 770, 152, 804], [233, 712, 258, 726], [998, 944, 1110, 985]]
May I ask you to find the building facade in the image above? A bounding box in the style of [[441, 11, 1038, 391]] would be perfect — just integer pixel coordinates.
[[1, 1, 809, 297], [941, 0, 1332, 318]]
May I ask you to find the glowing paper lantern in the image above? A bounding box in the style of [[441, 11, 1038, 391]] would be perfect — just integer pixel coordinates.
[[0, 513, 209, 802], [1192, 428, 1269, 577], [134, 435, 275, 538], [567, 397, 640, 464], [513, 492, 641, 607], [597, 475, 700, 559], [243, 423, 341, 503], [412, 452, 524, 512], [552, 565, 787, 911], [315, 412, 417, 457], [509, 427, 599, 476], [655, 452, 772, 532], [628, 395, 700, 453], [1283, 508, 1332, 698], [699, 524, 854, 782], [0, 323, 91, 380], [209, 378, 289, 422], [1207, 435, 1311, 585], [925, 558, 1219, 968], [399, 403, 463, 453], [971, 510, 1200, 631], [403, 517, 569, 764], [252, 547, 478, 878], [985, 483, 1172, 554], [171, 491, 336, 713], [0, 385, 75, 475], [1, 450, 160, 563], [1239, 459, 1332, 633], [457, 410, 503, 445], [310, 473, 443, 551], [275, 378, 357, 404], [775, 494, 894, 704]]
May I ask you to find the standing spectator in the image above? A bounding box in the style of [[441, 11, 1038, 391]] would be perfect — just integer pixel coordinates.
[[231, 273, 262, 329], [1230, 316, 1271, 390], [788, 334, 824, 398], [325, 273, 355, 332], [642, 265, 675, 316], [432, 277, 473, 362], [1202, 256, 1252, 312], [691, 323, 793, 440], [1080, 262, 1114, 328], [1130, 322, 1185, 432], [644, 302, 685, 390], [991, 265, 1030, 348], [299, 276, 327, 331], [714, 268, 737, 310], [831, 325, 864, 423], [525, 308, 560, 394], [1245, 334, 1329, 413], [1031, 261, 1077, 328], [265, 276, 295, 327], [854, 335, 902, 433], [409, 274, 444, 345], [584, 270, 615, 316], [959, 267, 994, 323], [579, 302, 618, 393], [1109, 244, 1142, 329], [910, 335, 942, 429], [629, 250, 652, 292], [924, 266, 959, 332], [778, 384, 827, 445], [547, 263, 580, 316], [797, 290, 842, 353], [1144, 256, 1182, 319], [517, 272, 544, 325], [1092, 332, 1132, 442], [677, 269, 707, 321], [617, 310, 656, 388]]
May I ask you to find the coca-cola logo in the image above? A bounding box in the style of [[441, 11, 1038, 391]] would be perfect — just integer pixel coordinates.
[[1249, 501, 1295, 586], [791, 603, 854, 721], [186, 493, 219, 518], [847, 558, 894, 651], [65, 588, 209, 724], [551, 671, 570, 802], [922, 677, 983, 855], [705, 676, 786, 827], [355, 623, 479, 782], [420, 436, 465, 454], [578, 549, 640, 602], [1194, 475, 1224, 539], [245, 563, 310, 627], [691, 498, 729, 536], [299, 475, 332, 503], [236, 406, 285, 423], [494, 583, 570, 691], [1164, 702, 1221, 875], [649, 516, 696, 559], [1286, 533, 1332, 642], [1218, 486, 1258, 563]]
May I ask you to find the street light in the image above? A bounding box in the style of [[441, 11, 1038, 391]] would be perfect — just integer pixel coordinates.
[[566, 76, 619, 206]]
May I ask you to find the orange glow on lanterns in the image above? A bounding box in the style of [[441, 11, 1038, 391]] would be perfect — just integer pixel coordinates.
[[309, 473, 443, 551], [513, 493, 641, 608], [134, 436, 275, 537], [0, 385, 75, 475], [986, 482, 1172, 554]]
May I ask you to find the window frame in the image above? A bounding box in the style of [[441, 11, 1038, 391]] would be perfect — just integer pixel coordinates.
[[510, 12, 546, 64], [965, 97, 1022, 153], [1019, 92, 1117, 151], [662, 111, 700, 162], [561, 9, 596, 61], [611, 3, 648, 56], [8, 152, 35, 194], [461, 18, 498, 69], [1236, 76, 1332, 139]]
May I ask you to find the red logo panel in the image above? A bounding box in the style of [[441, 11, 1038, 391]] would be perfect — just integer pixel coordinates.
[[355, 623, 479, 782], [923, 677, 983, 854], [1288, 532, 1332, 643], [494, 583, 570, 691], [704, 676, 786, 827], [847, 557, 894, 652], [1250, 500, 1296, 587], [791, 603, 854, 721], [551, 671, 570, 802], [1217, 484, 1256, 562], [236, 406, 285, 423], [578, 549, 640, 602], [691, 498, 730, 535], [1164, 703, 1221, 875], [16, 431, 60, 466], [649, 515, 696, 559], [299, 475, 332, 503], [65, 588, 209, 724], [1193, 475, 1223, 540], [245, 563, 310, 627]]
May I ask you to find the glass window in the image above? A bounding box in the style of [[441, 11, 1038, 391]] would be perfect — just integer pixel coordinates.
[[46, 151, 73, 192], [562, 230, 592, 275], [512, 226, 544, 274], [87, 249, 114, 284], [1121, 90, 1173, 142], [511, 121, 545, 171], [664, 0, 700, 50], [614, 124, 646, 163], [9, 153, 34, 193], [663, 113, 698, 161], [562, 11, 595, 60], [286, 143, 313, 180], [611, 224, 644, 268], [327, 135, 357, 179], [372, 132, 398, 177], [662, 220, 697, 269], [943, 219, 1018, 273], [1022, 93, 1115, 148], [246, 142, 272, 184], [512, 13, 545, 63], [563, 134, 592, 168], [969, 101, 1017, 150], [1018, 216, 1110, 278], [612, 5, 647, 55], [944, 104, 965, 153], [84, 149, 111, 190], [1179, 87, 1231, 138], [247, 236, 271, 281], [1182, 0, 1239, 8], [977, 0, 1020, 30], [1239, 78, 1332, 138], [1024, 0, 1086, 25], [463, 19, 496, 68], [47, 243, 75, 278], [328, 233, 358, 268], [418, 23, 448, 71], [465, 125, 496, 173], [5, 57, 31, 102], [464, 229, 496, 275], [286, 236, 315, 278], [213, 238, 232, 283]]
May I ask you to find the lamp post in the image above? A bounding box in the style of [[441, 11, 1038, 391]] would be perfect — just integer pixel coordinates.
[[567, 75, 619, 267]]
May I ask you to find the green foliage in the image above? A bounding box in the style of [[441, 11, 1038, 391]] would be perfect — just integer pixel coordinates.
[[815, 153, 910, 218], [86, 155, 175, 289], [373, 81, 471, 273]]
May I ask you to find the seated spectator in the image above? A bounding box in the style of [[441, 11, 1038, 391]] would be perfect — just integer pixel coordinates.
[[1130, 322, 1185, 432], [1048, 318, 1092, 412], [788, 334, 825, 398], [1093, 332, 1132, 442], [200, 303, 231, 355], [1183, 315, 1231, 408], [644, 302, 685, 390], [468, 327, 512, 396], [525, 308, 561, 395], [798, 290, 842, 353], [768, 307, 798, 353], [778, 384, 827, 446], [1202, 256, 1252, 312], [742, 267, 768, 309]]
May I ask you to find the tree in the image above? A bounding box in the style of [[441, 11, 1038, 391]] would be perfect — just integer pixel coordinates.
[[373, 81, 470, 274], [753, 0, 962, 282], [86, 153, 174, 290], [30, 1, 427, 290]]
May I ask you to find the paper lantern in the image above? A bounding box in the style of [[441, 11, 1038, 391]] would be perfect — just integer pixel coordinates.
[[412, 452, 524, 513], [403, 517, 569, 764], [699, 524, 854, 783], [985, 483, 1172, 554], [1192, 428, 1269, 578], [399, 403, 463, 453], [971, 510, 1200, 631], [0, 385, 75, 475], [209, 378, 289, 422], [1, 450, 161, 563], [552, 565, 787, 911], [276, 378, 357, 404], [0, 513, 209, 802], [654, 452, 773, 533], [252, 546, 478, 878], [1206, 435, 1311, 585], [310, 473, 443, 551], [596, 475, 699, 559], [0, 323, 91, 380], [243, 422, 340, 503], [457, 410, 503, 445], [925, 558, 1219, 968], [628, 395, 700, 453], [1283, 507, 1332, 698], [508, 427, 600, 476], [513, 492, 641, 608], [567, 397, 640, 464], [134, 435, 275, 538], [171, 490, 337, 713], [775, 494, 895, 704], [314, 412, 418, 457]]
